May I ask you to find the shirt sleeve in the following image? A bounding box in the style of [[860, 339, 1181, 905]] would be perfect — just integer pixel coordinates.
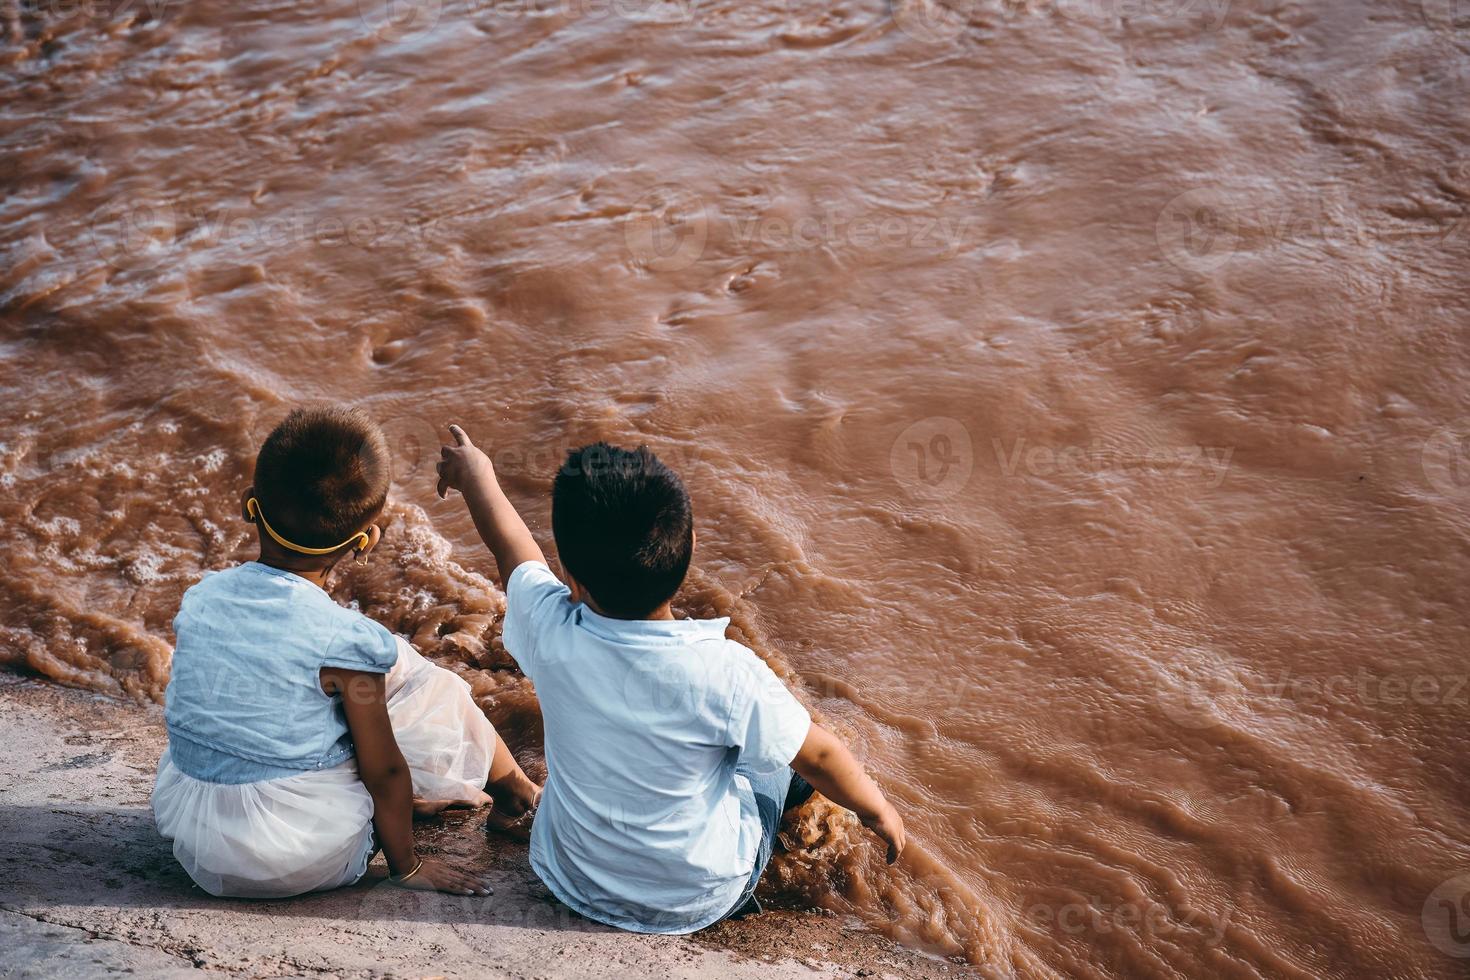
[[501, 560, 572, 679], [726, 647, 812, 775], [320, 616, 399, 674]]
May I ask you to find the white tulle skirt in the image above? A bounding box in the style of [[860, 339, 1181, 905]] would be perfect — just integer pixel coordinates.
[[153, 638, 497, 898]]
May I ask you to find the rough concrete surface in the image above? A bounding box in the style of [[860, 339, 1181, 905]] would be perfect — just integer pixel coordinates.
[[0, 677, 961, 979]]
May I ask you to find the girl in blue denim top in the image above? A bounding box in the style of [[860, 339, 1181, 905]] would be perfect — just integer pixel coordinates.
[[152, 407, 541, 898]]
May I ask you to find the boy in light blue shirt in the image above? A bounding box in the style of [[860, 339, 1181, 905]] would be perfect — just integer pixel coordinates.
[[436, 426, 905, 933]]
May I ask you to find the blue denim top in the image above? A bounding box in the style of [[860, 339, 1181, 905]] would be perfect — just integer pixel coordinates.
[[164, 562, 398, 784]]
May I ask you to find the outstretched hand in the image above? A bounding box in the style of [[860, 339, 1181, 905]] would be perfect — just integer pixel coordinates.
[[432, 423, 546, 581], [437, 424, 493, 499]]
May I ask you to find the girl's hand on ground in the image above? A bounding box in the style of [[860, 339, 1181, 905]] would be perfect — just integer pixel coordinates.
[[397, 857, 493, 896], [862, 804, 906, 864], [436, 425, 494, 499]]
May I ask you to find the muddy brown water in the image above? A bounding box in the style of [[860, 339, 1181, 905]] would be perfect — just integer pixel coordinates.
[[3, 1, 1469, 976]]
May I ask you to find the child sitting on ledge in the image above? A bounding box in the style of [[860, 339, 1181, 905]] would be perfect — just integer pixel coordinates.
[[153, 406, 540, 898], [435, 425, 904, 933]]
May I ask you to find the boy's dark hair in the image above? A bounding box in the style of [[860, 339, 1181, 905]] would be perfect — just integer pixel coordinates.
[[552, 443, 693, 619], [253, 407, 391, 550]]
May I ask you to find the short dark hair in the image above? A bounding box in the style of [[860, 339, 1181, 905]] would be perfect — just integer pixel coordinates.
[[552, 443, 693, 619], [253, 407, 390, 550]]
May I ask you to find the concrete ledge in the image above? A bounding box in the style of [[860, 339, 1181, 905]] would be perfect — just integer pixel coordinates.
[[0, 677, 954, 979]]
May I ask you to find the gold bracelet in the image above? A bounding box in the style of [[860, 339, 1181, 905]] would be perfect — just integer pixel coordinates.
[[391, 858, 424, 884]]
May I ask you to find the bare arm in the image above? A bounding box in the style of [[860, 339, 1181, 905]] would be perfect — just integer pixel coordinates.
[[323, 667, 492, 895], [436, 424, 545, 584], [791, 721, 906, 864]]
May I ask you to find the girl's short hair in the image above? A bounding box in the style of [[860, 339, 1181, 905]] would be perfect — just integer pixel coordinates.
[[253, 407, 390, 550]]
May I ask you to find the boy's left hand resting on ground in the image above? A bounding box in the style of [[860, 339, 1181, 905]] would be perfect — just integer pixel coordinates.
[[792, 722, 907, 864], [436, 424, 546, 583]]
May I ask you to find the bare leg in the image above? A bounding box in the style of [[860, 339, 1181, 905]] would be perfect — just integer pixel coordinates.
[[484, 736, 541, 841]]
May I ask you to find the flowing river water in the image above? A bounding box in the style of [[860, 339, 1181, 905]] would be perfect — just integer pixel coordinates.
[[2, 0, 1468, 976]]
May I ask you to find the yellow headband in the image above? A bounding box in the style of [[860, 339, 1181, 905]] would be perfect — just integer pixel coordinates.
[[246, 497, 371, 556]]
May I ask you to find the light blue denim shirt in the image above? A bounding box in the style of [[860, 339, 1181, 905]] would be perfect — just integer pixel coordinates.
[[164, 562, 398, 784]]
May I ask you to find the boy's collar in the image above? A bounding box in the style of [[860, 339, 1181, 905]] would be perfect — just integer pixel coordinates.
[[573, 601, 730, 645]]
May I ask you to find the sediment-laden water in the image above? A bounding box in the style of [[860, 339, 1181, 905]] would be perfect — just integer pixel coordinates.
[[3, 1, 1468, 975]]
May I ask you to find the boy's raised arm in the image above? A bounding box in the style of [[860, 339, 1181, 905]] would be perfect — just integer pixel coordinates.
[[437, 424, 546, 583]]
